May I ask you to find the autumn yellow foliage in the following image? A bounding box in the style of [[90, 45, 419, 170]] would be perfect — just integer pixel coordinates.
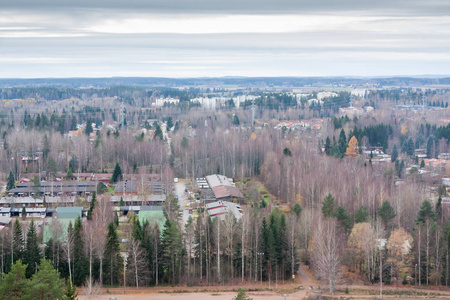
[[346, 136, 358, 156]]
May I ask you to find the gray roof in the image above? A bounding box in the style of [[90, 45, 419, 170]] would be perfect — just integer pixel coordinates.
[[206, 174, 233, 188], [0, 208, 11, 213], [115, 181, 138, 193], [0, 216, 11, 225]]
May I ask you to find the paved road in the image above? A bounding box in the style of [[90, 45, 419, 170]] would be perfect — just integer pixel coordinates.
[[175, 180, 190, 228]]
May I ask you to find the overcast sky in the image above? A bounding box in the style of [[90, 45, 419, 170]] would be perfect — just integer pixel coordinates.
[[1, 0, 450, 78]]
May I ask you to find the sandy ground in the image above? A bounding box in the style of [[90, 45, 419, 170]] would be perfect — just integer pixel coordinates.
[[77, 266, 450, 300]]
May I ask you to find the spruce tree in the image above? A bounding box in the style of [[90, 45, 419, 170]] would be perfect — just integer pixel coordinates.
[[73, 216, 87, 286], [338, 129, 347, 157], [65, 278, 78, 300], [161, 219, 183, 284], [391, 144, 398, 162], [110, 162, 122, 183], [103, 222, 122, 286], [324, 137, 331, 155], [13, 219, 24, 263], [322, 193, 335, 218], [293, 203, 302, 216], [259, 217, 270, 280], [153, 122, 163, 140], [416, 200, 436, 224], [87, 191, 96, 220], [6, 170, 15, 190], [24, 220, 41, 278]]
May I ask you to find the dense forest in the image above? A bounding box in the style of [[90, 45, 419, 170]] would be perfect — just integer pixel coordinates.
[[1, 86, 450, 296]]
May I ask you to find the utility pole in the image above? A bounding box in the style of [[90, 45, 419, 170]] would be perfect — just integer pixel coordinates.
[[121, 101, 125, 128], [422, 94, 425, 112]]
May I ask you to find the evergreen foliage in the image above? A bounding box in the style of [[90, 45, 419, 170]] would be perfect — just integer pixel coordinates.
[[110, 162, 123, 183], [322, 193, 335, 218], [87, 191, 96, 220], [354, 206, 369, 223], [24, 220, 41, 278], [13, 219, 24, 263], [391, 144, 398, 162], [73, 216, 87, 286], [7, 170, 15, 190], [378, 200, 396, 227], [103, 222, 122, 286]]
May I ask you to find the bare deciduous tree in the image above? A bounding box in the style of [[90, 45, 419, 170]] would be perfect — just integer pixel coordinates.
[[312, 218, 341, 296]]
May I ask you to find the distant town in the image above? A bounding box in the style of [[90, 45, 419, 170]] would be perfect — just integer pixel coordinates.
[[2, 77, 450, 299]]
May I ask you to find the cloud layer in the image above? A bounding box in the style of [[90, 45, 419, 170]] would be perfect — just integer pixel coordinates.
[[0, 1, 449, 78]]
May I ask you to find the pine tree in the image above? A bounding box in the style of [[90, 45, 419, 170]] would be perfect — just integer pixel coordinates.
[[322, 193, 335, 218], [29, 259, 65, 299], [13, 219, 24, 263], [354, 206, 369, 223], [0, 259, 28, 299], [378, 200, 396, 228], [6, 170, 15, 191], [334, 206, 351, 233], [420, 159, 425, 168], [24, 220, 41, 278]]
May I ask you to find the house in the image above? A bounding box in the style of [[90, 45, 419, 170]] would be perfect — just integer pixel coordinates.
[[0, 208, 11, 217], [206, 200, 243, 220], [114, 181, 138, 196], [10, 207, 47, 218], [112, 194, 165, 206], [205, 174, 244, 203], [0, 216, 11, 225], [8, 181, 97, 197]]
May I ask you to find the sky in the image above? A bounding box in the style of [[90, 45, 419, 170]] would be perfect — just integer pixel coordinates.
[[1, 0, 450, 78]]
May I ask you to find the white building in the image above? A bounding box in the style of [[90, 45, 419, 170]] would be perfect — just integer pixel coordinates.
[[154, 98, 180, 107]]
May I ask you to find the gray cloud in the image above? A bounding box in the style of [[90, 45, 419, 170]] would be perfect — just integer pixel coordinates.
[[0, 1, 449, 77], [1, 0, 450, 16]]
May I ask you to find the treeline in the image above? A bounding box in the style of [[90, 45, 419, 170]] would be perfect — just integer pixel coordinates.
[[0, 86, 152, 101], [0, 195, 303, 290]]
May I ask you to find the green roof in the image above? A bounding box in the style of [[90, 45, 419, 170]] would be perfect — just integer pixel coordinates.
[[57, 207, 82, 219], [43, 218, 75, 243], [138, 210, 165, 230]]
